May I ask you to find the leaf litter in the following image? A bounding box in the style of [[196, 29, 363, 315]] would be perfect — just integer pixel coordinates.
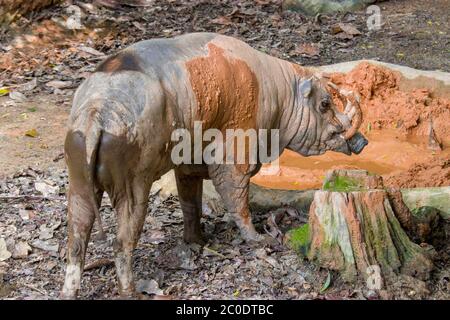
[[0, 167, 448, 299]]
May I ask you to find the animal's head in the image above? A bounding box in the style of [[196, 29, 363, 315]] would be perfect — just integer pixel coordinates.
[[287, 76, 367, 156]]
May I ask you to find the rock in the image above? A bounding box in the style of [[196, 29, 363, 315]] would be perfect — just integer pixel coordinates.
[[282, 0, 378, 15], [31, 239, 59, 252], [45, 80, 72, 89], [9, 91, 27, 102], [12, 241, 32, 258], [19, 209, 31, 221], [401, 187, 450, 220], [136, 279, 163, 295], [249, 184, 315, 213], [34, 181, 59, 197], [151, 170, 221, 202], [0, 239, 12, 262], [39, 225, 54, 240]]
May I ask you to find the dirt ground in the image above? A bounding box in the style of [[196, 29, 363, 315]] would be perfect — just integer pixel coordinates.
[[0, 0, 449, 300]]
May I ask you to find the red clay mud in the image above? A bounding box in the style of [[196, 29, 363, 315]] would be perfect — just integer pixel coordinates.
[[327, 62, 450, 145], [384, 156, 450, 189]]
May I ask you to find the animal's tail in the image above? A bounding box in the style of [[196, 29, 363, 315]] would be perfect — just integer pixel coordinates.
[[84, 110, 106, 240], [66, 106, 106, 240]]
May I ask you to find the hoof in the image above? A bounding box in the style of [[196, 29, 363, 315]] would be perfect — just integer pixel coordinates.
[[119, 289, 137, 299], [183, 232, 206, 246], [60, 290, 77, 300]]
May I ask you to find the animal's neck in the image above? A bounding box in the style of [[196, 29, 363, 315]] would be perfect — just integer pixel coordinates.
[[274, 61, 313, 151]]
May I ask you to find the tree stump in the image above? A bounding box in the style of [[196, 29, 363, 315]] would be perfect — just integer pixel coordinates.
[[304, 170, 433, 284]]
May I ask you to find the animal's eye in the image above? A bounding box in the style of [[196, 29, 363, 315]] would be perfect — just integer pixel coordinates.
[[319, 99, 330, 113]]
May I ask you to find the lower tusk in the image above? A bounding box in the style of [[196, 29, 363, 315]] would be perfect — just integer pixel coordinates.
[[347, 107, 356, 119], [343, 101, 353, 114], [336, 113, 351, 129]]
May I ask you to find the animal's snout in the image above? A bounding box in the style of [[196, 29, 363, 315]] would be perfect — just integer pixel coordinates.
[[347, 132, 368, 155]]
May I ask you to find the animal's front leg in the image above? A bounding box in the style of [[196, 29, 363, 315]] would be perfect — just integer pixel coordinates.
[[208, 164, 263, 242], [174, 169, 205, 245]]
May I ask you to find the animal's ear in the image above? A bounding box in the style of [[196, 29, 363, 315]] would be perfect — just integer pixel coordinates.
[[299, 78, 313, 98]]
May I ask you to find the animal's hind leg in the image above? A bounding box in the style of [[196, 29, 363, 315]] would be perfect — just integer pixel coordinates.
[[174, 169, 204, 245], [93, 188, 106, 240], [111, 178, 150, 297], [61, 186, 96, 298]]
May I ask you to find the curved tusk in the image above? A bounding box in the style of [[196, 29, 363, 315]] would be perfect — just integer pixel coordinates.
[[327, 82, 340, 90], [343, 93, 362, 140], [327, 82, 363, 140], [327, 82, 348, 109]]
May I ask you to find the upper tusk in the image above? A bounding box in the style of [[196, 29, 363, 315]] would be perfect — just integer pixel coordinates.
[[327, 82, 340, 91], [327, 82, 363, 140], [342, 93, 363, 140]]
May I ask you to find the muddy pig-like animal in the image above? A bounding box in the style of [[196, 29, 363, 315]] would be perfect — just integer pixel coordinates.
[[62, 32, 367, 298]]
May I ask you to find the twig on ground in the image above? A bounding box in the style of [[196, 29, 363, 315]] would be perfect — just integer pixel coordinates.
[[0, 195, 65, 202], [203, 246, 226, 259], [84, 258, 114, 271], [23, 283, 47, 296]]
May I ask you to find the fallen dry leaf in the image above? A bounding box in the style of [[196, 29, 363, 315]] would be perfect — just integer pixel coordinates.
[[24, 128, 38, 138], [293, 43, 320, 57], [0, 88, 10, 96], [331, 23, 362, 37], [211, 16, 233, 26], [12, 241, 32, 259]]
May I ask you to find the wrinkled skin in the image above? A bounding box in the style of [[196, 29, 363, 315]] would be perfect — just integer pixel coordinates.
[[62, 32, 365, 298]]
